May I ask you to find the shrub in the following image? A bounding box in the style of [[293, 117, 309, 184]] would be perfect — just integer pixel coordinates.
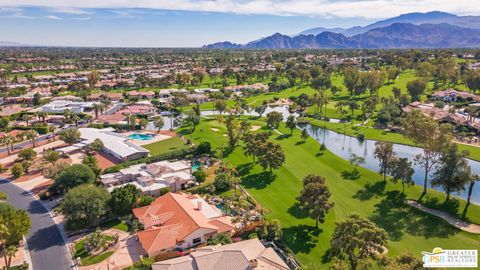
[[43, 161, 70, 179], [207, 233, 232, 245], [159, 187, 170, 196], [193, 168, 207, 183], [434, 100, 446, 109], [196, 142, 211, 155], [214, 173, 232, 192], [18, 148, 37, 161], [11, 163, 24, 178], [137, 195, 155, 207]]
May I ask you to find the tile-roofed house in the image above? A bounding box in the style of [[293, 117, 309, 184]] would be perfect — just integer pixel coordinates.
[[431, 89, 479, 103], [128, 91, 155, 99], [152, 238, 290, 270], [133, 192, 234, 257], [100, 160, 194, 195], [89, 92, 123, 101]]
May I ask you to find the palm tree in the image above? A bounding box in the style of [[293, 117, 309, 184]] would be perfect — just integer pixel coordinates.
[[63, 109, 73, 124], [92, 103, 101, 119], [3, 135, 14, 154], [128, 114, 137, 130], [25, 130, 38, 147], [152, 116, 164, 133], [4, 245, 18, 269], [99, 103, 107, 114], [71, 115, 80, 128], [0, 224, 10, 268], [22, 114, 33, 126], [38, 111, 48, 125]]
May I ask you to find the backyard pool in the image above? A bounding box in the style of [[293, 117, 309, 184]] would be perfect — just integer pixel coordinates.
[[128, 133, 155, 140], [192, 161, 202, 172]]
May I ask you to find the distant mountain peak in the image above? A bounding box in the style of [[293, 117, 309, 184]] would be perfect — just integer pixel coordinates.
[[204, 22, 480, 49], [296, 11, 479, 37]]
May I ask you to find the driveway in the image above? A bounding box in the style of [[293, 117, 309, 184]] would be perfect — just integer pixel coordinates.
[[0, 179, 74, 270]]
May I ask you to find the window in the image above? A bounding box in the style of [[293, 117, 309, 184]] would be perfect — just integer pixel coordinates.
[[192, 237, 201, 244]]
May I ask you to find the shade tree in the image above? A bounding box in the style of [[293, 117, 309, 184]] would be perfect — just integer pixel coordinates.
[[297, 174, 333, 228], [330, 213, 387, 270]]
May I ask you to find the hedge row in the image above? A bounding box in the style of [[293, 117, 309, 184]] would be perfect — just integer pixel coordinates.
[[103, 147, 194, 174], [8, 125, 51, 134], [87, 123, 143, 130]]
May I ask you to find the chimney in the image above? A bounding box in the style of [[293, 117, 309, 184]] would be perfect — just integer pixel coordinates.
[[197, 201, 202, 211], [249, 259, 258, 268]]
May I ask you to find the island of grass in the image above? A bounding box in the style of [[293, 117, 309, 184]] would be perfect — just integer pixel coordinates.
[[73, 233, 115, 266], [179, 116, 480, 266]]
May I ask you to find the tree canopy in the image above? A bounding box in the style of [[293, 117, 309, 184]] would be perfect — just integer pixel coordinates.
[[50, 164, 96, 194], [60, 184, 110, 230]]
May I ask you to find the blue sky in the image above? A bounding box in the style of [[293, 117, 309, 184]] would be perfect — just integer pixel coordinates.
[[0, 1, 478, 47]]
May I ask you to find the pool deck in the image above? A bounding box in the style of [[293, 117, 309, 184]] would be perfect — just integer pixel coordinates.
[[124, 131, 172, 146]]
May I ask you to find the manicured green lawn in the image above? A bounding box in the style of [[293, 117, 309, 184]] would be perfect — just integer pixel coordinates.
[[180, 117, 480, 266], [74, 235, 114, 266], [143, 137, 189, 156], [101, 219, 129, 232]]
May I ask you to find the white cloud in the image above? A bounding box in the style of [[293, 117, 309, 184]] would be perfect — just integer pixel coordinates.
[[49, 7, 91, 14], [0, 0, 479, 19], [0, 7, 34, 18], [72, 16, 91, 20], [46, 15, 62, 20]]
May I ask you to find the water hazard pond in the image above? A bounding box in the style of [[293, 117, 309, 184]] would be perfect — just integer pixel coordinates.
[[199, 106, 480, 205], [300, 123, 480, 205]]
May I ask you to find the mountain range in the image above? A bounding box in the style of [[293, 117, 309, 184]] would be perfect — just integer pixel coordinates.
[[204, 11, 480, 49]]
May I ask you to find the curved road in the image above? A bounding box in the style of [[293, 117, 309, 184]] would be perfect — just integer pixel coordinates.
[[0, 179, 73, 270]]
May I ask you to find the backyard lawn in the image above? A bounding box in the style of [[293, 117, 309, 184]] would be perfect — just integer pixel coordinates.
[[143, 137, 189, 156], [180, 117, 480, 266]]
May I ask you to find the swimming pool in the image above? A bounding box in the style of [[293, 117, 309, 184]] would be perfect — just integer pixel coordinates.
[[128, 133, 155, 140], [192, 161, 202, 172]]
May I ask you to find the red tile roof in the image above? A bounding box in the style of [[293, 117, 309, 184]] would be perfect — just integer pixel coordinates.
[[133, 193, 234, 255]]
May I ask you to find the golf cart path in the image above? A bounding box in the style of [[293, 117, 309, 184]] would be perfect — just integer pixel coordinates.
[[406, 200, 480, 234]]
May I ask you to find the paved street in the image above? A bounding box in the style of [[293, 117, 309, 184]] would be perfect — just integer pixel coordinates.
[[0, 134, 51, 154], [0, 179, 73, 270]]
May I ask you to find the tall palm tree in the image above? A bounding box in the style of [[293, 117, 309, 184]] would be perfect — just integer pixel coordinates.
[[63, 109, 73, 124], [92, 103, 101, 119], [22, 114, 33, 126], [4, 245, 18, 270], [152, 116, 164, 133], [128, 114, 137, 130], [38, 111, 48, 125], [3, 135, 14, 154], [71, 115, 80, 128], [25, 130, 38, 147]]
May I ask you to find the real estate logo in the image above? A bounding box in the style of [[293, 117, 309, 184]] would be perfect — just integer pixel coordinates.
[[422, 247, 478, 268]]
